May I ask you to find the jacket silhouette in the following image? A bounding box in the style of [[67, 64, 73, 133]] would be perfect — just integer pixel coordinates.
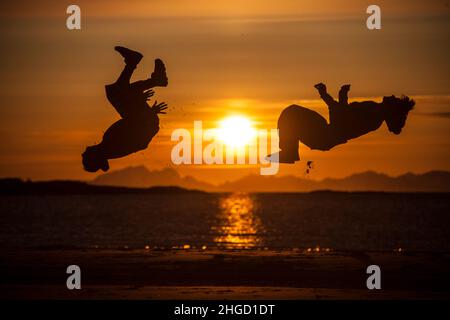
[[82, 46, 168, 172]]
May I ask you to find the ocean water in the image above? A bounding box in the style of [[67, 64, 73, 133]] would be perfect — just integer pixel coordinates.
[[0, 192, 449, 251]]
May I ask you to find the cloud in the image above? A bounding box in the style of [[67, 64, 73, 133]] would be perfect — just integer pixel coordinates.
[[417, 112, 450, 118], [2, 0, 449, 19]]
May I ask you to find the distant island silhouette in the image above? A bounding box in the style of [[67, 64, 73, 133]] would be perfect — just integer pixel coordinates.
[[2, 167, 449, 193], [91, 167, 450, 192], [0, 178, 203, 195]]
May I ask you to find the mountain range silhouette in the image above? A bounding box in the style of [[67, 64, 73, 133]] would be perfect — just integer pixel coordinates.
[[91, 166, 450, 192]]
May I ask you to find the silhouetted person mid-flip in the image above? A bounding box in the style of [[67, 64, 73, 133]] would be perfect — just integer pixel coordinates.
[[82, 46, 168, 172], [268, 83, 415, 163]]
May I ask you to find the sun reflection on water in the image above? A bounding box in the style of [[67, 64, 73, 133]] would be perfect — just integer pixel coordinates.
[[212, 193, 264, 249]]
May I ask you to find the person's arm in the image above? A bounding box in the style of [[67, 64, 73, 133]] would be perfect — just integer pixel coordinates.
[[142, 89, 154, 101], [151, 101, 168, 114], [315, 83, 346, 126], [338, 84, 351, 106], [314, 83, 338, 108]]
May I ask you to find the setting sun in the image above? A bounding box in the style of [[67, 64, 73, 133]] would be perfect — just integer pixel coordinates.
[[217, 116, 257, 148]]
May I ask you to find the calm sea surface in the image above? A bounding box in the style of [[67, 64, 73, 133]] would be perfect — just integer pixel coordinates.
[[0, 193, 449, 251]]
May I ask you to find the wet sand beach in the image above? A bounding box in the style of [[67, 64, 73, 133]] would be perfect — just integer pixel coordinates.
[[1, 249, 449, 299]]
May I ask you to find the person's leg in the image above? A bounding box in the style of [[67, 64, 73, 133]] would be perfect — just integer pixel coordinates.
[[105, 47, 144, 118], [130, 58, 168, 91], [113, 46, 143, 87], [130, 78, 156, 92], [278, 134, 300, 162], [105, 66, 134, 119], [115, 64, 136, 88], [267, 105, 301, 163]]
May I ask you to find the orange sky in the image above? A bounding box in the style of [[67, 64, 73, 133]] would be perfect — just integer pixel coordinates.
[[0, 1, 449, 182]]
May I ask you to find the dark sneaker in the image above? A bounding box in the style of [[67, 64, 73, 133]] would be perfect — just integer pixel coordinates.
[[265, 151, 300, 163], [151, 58, 168, 87], [114, 46, 143, 66]]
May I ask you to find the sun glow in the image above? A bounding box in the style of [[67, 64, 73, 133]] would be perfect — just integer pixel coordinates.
[[217, 116, 257, 148], [213, 193, 264, 249]]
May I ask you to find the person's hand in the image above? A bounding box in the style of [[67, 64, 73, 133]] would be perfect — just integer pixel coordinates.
[[143, 89, 155, 101], [152, 101, 168, 114], [314, 83, 327, 93]]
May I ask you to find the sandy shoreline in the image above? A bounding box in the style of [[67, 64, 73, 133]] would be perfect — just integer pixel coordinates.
[[1, 249, 449, 299]]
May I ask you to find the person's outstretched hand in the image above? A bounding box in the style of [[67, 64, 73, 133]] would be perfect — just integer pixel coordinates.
[[152, 101, 168, 114], [314, 83, 327, 93]]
